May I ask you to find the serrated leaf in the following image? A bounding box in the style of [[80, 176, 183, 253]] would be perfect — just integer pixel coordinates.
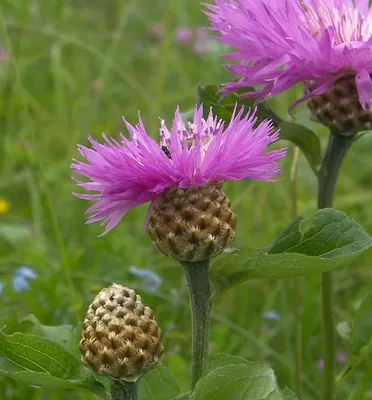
[[211, 209, 372, 298], [280, 388, 299, 399], [0, 331, 107, 398], [190, 362, 283, 400], [21, 314, 80, 357], [140, 364, 180, 400]]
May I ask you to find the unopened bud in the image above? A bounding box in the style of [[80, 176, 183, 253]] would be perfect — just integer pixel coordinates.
[[79, 284, 164, 382], [148, 183, 236, 262], [307, 74, 372, 136]]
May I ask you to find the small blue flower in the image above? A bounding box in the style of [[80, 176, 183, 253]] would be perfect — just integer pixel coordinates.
[[12, 266, 37, 292], [263, 310, 281, 322], [128, 266, 162, 294], [0, 282, 5, 294]]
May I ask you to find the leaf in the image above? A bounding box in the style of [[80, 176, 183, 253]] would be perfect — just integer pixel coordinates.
[[140, 364, 180, 400], [351, 292, 372, 358], [211, 208, 372, 298], [280, 388, 299, 399], [207, 353, 252, 371], [0, 331, 107, 398], [190, 362, 284, 400], [171, 394, 191, 400], [278, 121, 321, 175], [196, 84, 281, 125], [21, 314, 80, 357], [0, 224, 32, 245]]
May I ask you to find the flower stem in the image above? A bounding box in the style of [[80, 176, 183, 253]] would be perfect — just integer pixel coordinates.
[[182, 260, 211, 388], [318, 132, 352, 400], [110, 379, 138, 400], [290, 146, 302, 398]]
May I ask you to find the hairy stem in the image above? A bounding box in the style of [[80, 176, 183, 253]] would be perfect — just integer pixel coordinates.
[[318, 132, 352, 400], [110, 379, 138, 400], [182, 260, 211, 388]]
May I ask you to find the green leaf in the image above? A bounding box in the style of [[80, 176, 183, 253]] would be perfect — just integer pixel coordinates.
[[190, 362, 284, 400], [171, 394, 191, 400], [278, 121, 321, 175], [0, 224, 32, 245], [211, 208, 372, 298], [351, 292, 372, 359], [140, 364, 180, 400], [207, 353, 251, 371], [21, 314, 80, 357], [0, 331, 107, 398], [196, 84, 281, 125], [280, 388, 299, 399]]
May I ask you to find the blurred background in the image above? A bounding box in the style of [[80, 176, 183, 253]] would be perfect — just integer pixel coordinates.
[[0, 0, 372, 399]]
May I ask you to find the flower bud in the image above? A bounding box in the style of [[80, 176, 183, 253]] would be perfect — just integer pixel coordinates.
[[147, 183, 236, 262], [307, 74, 372, 136], [79, 284, 164, 382]]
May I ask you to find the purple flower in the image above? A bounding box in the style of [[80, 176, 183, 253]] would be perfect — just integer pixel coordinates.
[[206, 0, 372, 110], [176, 27, 193, 44], [194, 28, 213, 55], [0, 49, 7, 61], [71, 105, 286, 234]]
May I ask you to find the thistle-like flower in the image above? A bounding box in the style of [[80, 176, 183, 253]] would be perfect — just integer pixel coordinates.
[[206, 0, 372, 135], [72, 105, 285, 261], [80, 284, 164, 382]]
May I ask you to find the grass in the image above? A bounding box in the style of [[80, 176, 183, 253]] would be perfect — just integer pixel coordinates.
[[1, 1, 372, 399]]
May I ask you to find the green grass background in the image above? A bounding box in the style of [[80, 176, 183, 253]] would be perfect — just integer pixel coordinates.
[[0, 0, 372, 399]]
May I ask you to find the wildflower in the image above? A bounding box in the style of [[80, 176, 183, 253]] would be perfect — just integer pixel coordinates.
[[336, 351, 348, 364], [72, 105, 285, 260], [316, 358, 325, 371], [0, 49, 7, 61], [0, 282, 4, 294], [206, 0, 372, 134], [193, 28, 213, 55], [0, 198, 10, 215], [12, 266, 37, 292], [263, 310, 281, 322], [80, 284, 164, 381], [128, 267, 162, 294], [176, 27, 193, 44]]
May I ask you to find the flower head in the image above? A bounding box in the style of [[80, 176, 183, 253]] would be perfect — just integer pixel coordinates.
[[80, 284, 164, 381], [206, 0, 372, 110], [176, 27, 193, 44], [72, 105, 285, 235], [0, 198, 10, 215]]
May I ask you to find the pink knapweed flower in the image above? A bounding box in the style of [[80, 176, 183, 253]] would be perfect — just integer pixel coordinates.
[[206, 0, 372, 110], [176, 27, 193, 44], [71, 106, 285, 234]]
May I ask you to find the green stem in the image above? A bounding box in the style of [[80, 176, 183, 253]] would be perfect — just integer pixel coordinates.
[[110, 379, 138, 400], [294, 278, 302, 398], [290, 146, 302, 398], [182, 260, 211, 388], [318, 132, 353, 400]]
